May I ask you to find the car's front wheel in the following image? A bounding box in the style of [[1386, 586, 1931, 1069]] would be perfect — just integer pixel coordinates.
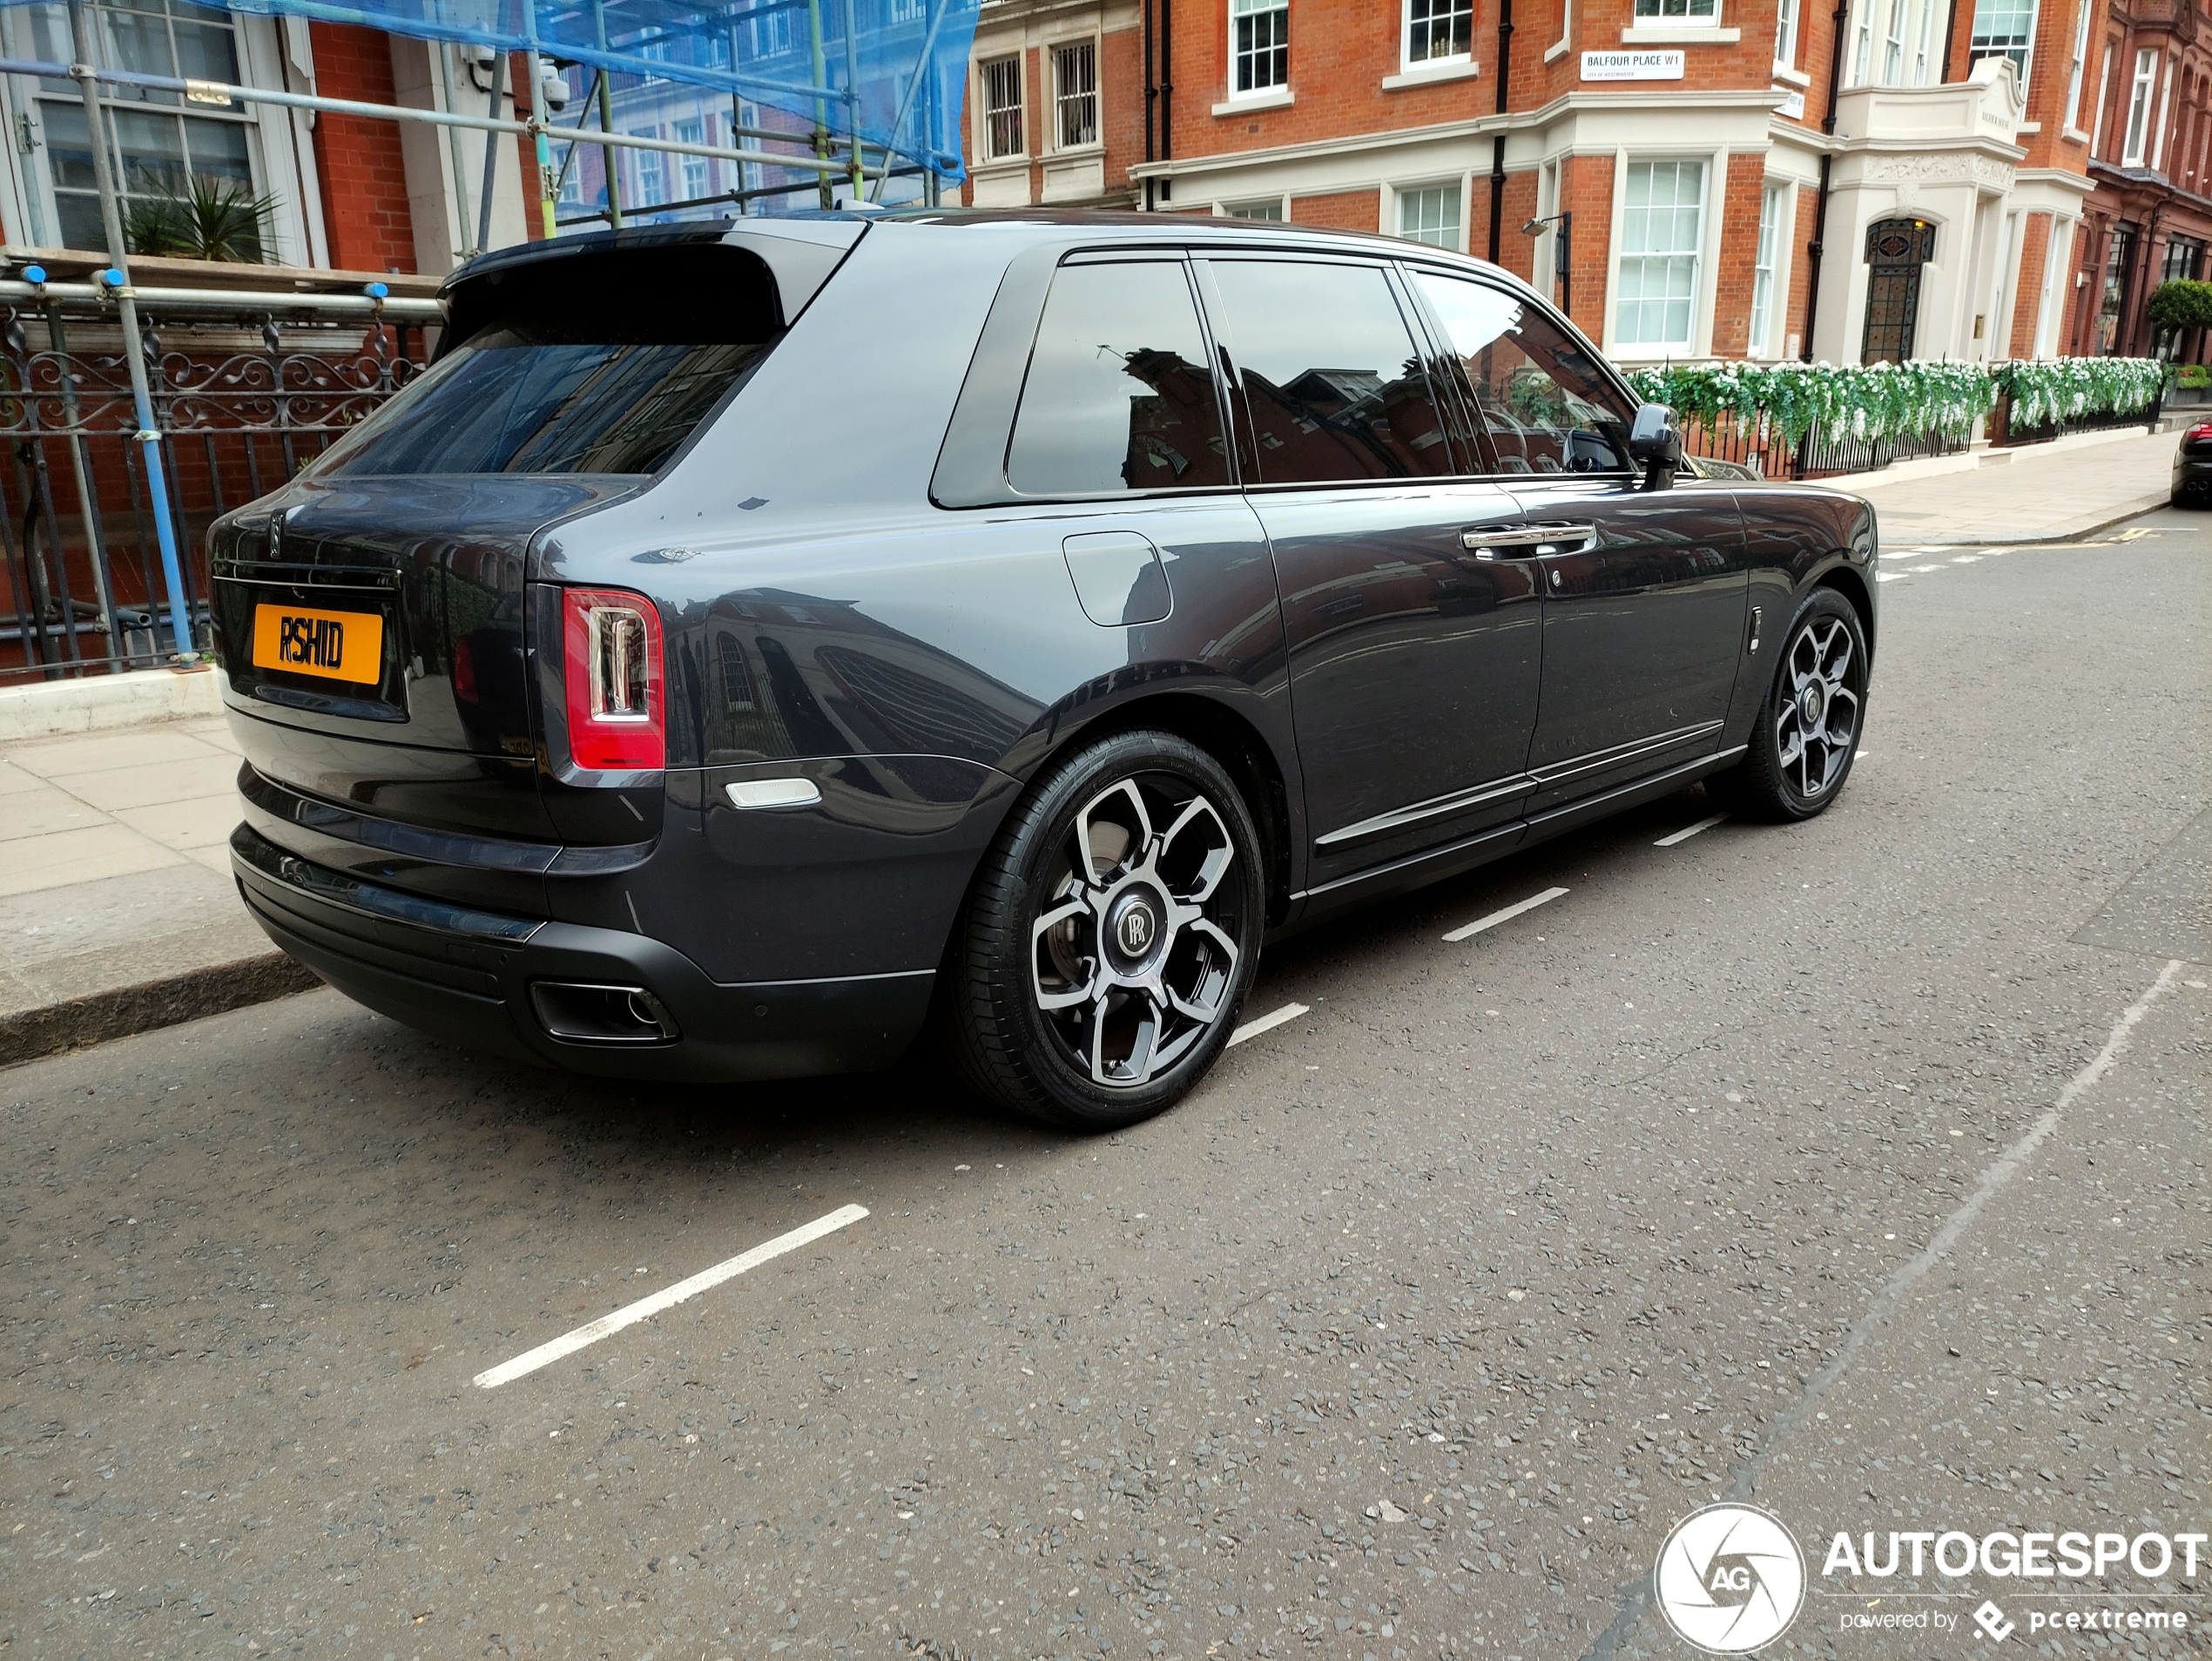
[[945, 729, 1264, 1130], [1708, 588, 1868, 822]]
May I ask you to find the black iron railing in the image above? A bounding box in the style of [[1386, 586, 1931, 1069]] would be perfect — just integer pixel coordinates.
[[1, 307, 427, 681]]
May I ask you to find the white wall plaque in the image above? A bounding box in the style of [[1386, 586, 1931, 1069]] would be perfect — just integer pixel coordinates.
[[1581, 49, 1686, 79]]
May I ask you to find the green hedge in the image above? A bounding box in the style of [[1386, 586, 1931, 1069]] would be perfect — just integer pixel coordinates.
[[1623, 357, 2168, 445], [2146, 279, 2212, 337]]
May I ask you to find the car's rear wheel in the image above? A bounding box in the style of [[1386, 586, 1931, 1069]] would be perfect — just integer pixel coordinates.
[[1708, 588, 1867, 822], [945, 729, 1264, 1131]]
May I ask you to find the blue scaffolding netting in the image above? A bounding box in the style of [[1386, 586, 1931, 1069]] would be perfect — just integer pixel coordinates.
[[10, 0, 980, 187]]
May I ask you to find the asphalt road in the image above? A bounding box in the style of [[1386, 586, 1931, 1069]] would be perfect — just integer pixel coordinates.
[[3, 511, 2207, 1661]]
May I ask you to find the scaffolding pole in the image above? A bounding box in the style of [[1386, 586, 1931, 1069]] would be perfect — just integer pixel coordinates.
[[63, 0, 193, 666]]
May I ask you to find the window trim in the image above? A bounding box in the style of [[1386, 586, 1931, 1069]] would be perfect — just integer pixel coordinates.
[[1391, 178, 1467, 253], [2064, 0, 2092, 133], [1774, 0, 1800, 72], [8, 5, 321, 263], [1049, 36, 1102, 154], [1749, 179, 1784, 358], [1609, 155, 1711, 359], [1217, 195, 1290, 220], [2122, 45, 2158, 165], [1402, 0, 1475, 69], [1631, 0, 1721, 28], [976, 51, 1028, 164], [1227, 0, 1291, 99]]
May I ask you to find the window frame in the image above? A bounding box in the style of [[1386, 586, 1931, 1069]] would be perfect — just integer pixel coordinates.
[[1403, 0, 1475, 68], [1612, 157, 1710, 358], [1396, 259, 1643, 483], [1966, 0, 2039, 88], [2064, 0, 2092, 132], [1633, 0, 1720, 26], [985, 249, 1247, 504], [1393, 179, 1465, 251], [977, 51, 1028, 163], [1050, 37, 1100, 152], [3, 1, 320, 262], [1196, 250, 1474, 490], [1228, 0, 1291, 97], [1218, 196, 1289, 220], [1774, 0, 1801, 71], [2122, 46, 2158, 165], [1749, 180, 1783, 358]]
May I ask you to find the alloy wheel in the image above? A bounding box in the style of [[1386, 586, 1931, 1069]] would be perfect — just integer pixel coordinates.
[[1775, 615, 1861, 802], [1029, 773, 1244, 1088]]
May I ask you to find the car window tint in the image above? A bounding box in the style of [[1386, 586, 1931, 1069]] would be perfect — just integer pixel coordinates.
[[1205, 260, 1453, 484], [1413, 272, 1633, 475], [1006, 261, 1231, 495]]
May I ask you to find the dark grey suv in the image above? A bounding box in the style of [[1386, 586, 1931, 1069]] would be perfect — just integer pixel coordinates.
[[210, 211, 1875, 1129]]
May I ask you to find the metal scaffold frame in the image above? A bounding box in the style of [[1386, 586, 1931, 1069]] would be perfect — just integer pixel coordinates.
[[0, 0, 963, 671]]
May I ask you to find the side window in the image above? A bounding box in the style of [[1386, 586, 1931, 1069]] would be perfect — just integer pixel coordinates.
[[1413, 271, 1634, 475], [1006, 261, 1231, 496], [1204, 260, 1454, 484]]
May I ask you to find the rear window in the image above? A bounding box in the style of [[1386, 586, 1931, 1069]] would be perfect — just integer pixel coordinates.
[[313, 243, 779, 477]]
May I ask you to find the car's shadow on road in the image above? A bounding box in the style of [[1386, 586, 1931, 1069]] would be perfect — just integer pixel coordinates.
[[285, 780, 1734, 1206]]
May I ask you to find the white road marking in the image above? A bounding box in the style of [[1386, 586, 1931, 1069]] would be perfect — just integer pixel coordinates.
[[1951, 555, 1982, 564], [1443, 886, 1568, 943], [474, 1204, 870, 1389], [1654, 813, 1729, 847], [1227, 1002, 1310, 1047]]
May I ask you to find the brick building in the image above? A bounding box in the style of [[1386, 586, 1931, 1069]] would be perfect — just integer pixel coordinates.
[[2070, 0, 2212, 355], [961, 0, 2192, 363]]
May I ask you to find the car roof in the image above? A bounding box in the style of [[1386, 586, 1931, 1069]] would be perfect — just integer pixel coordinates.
[[448, 206, 1530, 293]]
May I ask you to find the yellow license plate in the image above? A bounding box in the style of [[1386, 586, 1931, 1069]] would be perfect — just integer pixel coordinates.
[[252, 602, 384, 684]]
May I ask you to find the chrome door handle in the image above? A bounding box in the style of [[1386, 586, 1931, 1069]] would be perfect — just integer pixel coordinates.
[[1529, 521, 1598, 556], [1459, 526, 1552, 559]]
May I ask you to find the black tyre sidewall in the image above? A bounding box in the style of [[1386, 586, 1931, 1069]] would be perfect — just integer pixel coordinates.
[[950, 730, 1266, 1131]]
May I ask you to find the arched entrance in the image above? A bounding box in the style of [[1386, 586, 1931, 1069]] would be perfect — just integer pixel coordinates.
[[1861, 217, 1938, 363]]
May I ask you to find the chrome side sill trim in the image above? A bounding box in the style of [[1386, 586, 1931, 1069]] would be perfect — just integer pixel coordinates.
[[1315, 771, 1535, 853], [726, 778, 824, 810], [1528, 719, 1725, 789]]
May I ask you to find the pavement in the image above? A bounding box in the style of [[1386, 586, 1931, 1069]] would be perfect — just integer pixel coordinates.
[[0, 425, 2188, 1065], [0, 506, 2204, 1660], [1821, 424, 2181, 544], [0, 719, 313, 1064]]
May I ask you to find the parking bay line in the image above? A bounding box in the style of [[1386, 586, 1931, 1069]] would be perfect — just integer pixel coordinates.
[[473, 1204, 871, 1389], [1442, 886, 1568, 942], [1654, 813, 1728, 847], [1228, 1001, 1310, 1047]]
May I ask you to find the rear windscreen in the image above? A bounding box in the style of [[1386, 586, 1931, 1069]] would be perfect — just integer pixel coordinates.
[[313, 243, 779, 477]]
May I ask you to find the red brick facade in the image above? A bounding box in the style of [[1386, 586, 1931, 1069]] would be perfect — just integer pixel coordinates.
[[307, 22, 417, 275]]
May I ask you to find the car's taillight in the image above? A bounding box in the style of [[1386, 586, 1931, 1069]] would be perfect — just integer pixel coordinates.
[[562, 587, 664, 772], [2189, 422, 2212, 442]]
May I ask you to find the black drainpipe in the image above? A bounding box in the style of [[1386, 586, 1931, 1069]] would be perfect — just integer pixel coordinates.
[[1489, 0, 1513, 262], [1800, 0, 1851, 362], [1143, 0, 1155, 209], [1159, 0, 1174, 200]]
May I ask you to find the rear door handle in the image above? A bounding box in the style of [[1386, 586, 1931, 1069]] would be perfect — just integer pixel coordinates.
[[1459, 526, 1551, 559], [1460, 521, 1598, 559]]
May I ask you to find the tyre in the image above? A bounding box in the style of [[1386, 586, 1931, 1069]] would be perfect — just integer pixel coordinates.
[[945, 729, 1265, 1131], [1707, 588, 1868, 823]]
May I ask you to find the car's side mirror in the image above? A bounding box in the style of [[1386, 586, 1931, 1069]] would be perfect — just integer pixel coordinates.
[[1628, 402, 1682, 489]]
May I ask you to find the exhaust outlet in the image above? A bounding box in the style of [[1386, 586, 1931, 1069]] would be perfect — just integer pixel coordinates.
[[530, 981, 680, 1044]]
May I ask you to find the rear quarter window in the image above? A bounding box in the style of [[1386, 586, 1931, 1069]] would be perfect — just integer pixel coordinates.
[[1005, 260, 1232, 496]]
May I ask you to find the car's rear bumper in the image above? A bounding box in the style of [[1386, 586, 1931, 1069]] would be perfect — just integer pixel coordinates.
[[2173, 454, 2212, 488], [230, 823, 932, 1082]]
